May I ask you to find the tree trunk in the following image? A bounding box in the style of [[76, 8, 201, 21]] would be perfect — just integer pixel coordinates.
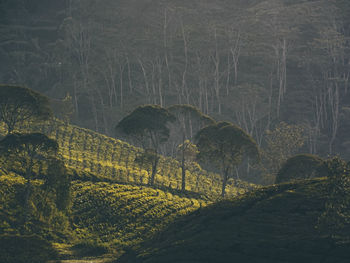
[[181, 148, 186, 192], [149, 157, 159, 186], [23, 172, 32, 224], [221, 168, 229, 197]]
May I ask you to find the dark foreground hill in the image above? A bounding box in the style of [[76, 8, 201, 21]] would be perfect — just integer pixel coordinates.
[[118, 179, 350, 263]]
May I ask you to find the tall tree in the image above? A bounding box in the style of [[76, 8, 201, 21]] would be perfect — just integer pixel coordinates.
[[0, 85, 52, 134], [116, 105, 175, 186], [176, 140, 198, 192], [196, 121, 260, 197], [168, 104, 214, 191]]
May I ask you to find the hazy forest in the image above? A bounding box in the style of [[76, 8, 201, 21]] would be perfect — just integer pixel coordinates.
[[0, 0, 350, 262]]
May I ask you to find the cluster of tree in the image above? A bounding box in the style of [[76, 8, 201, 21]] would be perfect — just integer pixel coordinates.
[[1, 0, 350, 162], [117, 104, 260, 197], [0, 85, 70, 232]]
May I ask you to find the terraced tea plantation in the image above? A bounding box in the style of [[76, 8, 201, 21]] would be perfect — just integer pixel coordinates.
[[71, 181, 209, 249], [0, 171, 210, 261], [6, 119, 252, 197]]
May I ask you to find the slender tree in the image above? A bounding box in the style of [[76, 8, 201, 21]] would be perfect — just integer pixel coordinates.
[[176, 140, 198, 192], [168, 104, 214, 191]]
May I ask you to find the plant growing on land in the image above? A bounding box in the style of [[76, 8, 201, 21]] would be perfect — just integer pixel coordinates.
[[317, 156, 350, 240], [0, 85, 52, 134], [116, 105, 175, 185], [196, 121, 260, 197], [275, 154, 327, 183], [176, 140, 199, 192], [0, 133, 59, 223], [260, 122, 305, 184]]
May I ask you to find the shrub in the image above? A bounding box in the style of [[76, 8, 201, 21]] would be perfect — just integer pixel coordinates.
[[275, 154, 327, 184]]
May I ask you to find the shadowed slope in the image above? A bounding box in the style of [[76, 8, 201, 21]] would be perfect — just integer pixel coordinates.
[[118, 179, 350, 263]]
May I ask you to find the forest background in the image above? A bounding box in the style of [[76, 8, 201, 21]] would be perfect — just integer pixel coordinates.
[[1, 0, 349, 184]]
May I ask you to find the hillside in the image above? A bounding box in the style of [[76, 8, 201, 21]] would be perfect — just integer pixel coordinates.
[[0, 120, 249, 261], [0, 172, 210, 262], [118, 179, 350, 263], [0, 119, 252, 198]]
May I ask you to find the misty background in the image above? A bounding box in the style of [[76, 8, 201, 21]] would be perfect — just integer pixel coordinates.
[[0, 0, 349, 182]]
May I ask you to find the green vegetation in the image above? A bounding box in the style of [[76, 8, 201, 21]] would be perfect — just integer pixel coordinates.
[[276, 154, 327, 183], [71, 182, 209, 251], [0, 118, 250, 197], [0, 171, 210, 261], [196, 121, 260, 197], [317, 157, 350, 240], [0, 85, 52, 134], [119, 178, 350, 263], [116, 105, 176, 186]]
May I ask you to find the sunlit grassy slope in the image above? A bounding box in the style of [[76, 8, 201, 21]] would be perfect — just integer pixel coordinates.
[[71, 181, 209, 247], [0, 171, 210, 260], [118, 178, 350, 263], [1, 119, 253, 197]]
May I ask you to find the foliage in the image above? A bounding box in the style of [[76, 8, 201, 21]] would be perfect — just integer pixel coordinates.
[[116, 105, 175, 185], [1, 0, 350, 161], [8, 119, 251, 197], [317, 156, 350, 241], [275, 154, 327, 183], [70, 181, 209, 251], [176, 140, 199, 192], [0, 85, 52, 134], [0, 174, 69, 237], [0, 133, 66, 227], [50, 93, 75, 124], [116, 105, 175, 148], [196, 121, 260, 196], [44, 158, 71, 211], [259, 122, 305, 184]]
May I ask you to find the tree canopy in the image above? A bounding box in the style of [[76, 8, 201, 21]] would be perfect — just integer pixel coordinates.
[[0, 85, 52, 134]]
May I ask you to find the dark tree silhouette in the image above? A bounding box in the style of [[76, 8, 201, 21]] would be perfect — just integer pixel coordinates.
[[196, 121, 260, 197], [0, 85, 52, 134], [0, 133, 59, 222], [116, 105, 175, 186], [44, 158, 71, 211]]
